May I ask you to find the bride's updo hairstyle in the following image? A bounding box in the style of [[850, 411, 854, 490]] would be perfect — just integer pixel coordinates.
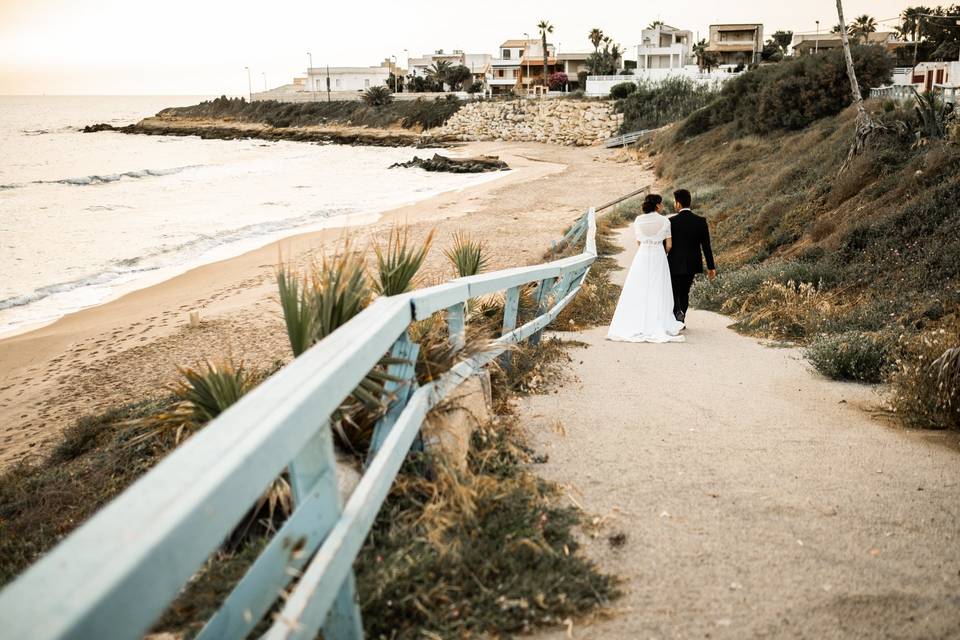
[[641, 193, 663, 214]]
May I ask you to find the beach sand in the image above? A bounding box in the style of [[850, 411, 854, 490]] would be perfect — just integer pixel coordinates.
[[0, 141, 654, 470]]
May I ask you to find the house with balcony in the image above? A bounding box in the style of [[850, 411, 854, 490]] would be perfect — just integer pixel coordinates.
[[557, 52, 593, 90], [490, 39, 537, 94], [705, 23, 764, 67], [636, 24, 694, 70], [791, 31, 902, 56]]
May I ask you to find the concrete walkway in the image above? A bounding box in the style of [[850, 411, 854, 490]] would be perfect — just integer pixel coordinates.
[[522, 226, 960, 639]]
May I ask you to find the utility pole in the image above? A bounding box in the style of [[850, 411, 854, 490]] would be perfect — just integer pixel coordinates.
[[815, 21, 820, 53], [523, 32, 530, 95], [391, 55, 398, 92], [244, 66, 252, 101], [308, 52, 316, 101], [403, 49, 409, 92]]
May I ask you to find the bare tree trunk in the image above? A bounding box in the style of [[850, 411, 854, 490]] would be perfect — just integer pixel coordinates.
[[542, 32, 549, 91], [836, 0, 882, 171]]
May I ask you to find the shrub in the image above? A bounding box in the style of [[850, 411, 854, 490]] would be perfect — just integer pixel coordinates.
[[806, 331, 896, 383], [548, 72, 568, 90], [674, 46, 893, 140], [617, 77, 717, 132], [372, 226, 434, 296], [609, 82, 637, 100], [362, 86, 394, 107], [725, 281, 832, 340], [444, 231, 489, 277], [466, 81, 484, 94], [890, 331, 960, 430], [691, 260, 839, 312]]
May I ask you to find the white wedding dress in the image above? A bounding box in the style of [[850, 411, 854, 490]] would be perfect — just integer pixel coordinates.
[[606, 213, 685, 343]]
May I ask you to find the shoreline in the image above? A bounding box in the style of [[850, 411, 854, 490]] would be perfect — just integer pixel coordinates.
[[0, 140, 652, 470], [85, 116, 455, 147]]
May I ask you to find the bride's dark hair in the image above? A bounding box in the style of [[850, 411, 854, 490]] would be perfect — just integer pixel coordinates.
[[641, 193, 663, 214]]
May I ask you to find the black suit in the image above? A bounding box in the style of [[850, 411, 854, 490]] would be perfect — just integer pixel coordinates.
[[667, 209, 715, 321]]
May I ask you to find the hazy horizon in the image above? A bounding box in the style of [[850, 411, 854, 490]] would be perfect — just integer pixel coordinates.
[[1, 0, 918, 96]]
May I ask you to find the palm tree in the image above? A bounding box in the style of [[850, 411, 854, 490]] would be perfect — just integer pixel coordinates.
[[648, 20, 664, 29], [900, 6, 930, 41], [692, 38, 708, 70], [538, 20, 554, 88], [848, 14, 877, 44], [831, 23, 844, 33], [426, 60, 451, 91], [588, 28, 604, 53], [835, 0, 882, 170]]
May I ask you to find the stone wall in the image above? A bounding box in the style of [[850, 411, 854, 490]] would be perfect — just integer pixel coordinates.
[[431, 99, 623, 146]]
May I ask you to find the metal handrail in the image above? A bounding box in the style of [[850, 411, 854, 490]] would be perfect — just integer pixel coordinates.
[[0, 201, 605, 639]]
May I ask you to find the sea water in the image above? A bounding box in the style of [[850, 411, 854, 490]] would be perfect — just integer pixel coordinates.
[[0, 95, 500, 336]]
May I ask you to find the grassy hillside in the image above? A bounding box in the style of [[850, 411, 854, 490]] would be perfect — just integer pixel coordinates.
[[650, 89, 960, 429], [158, 95, 462, 131]]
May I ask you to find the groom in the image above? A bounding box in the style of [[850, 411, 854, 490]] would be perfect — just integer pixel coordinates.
[[667, 189, 716, 323]]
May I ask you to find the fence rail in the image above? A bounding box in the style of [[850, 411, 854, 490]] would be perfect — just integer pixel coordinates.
[[604, 129, 652, 148], [0, 197, 616, 638]]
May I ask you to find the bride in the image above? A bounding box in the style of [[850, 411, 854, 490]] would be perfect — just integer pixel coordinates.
[[606, 193, 685, 343]]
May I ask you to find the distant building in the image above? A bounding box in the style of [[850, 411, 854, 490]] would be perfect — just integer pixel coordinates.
[[705, 23, 764, 66], [636, 24, 694, 70], [407, 50, 491, 90], [489, 39, 559, 94], [557, 52, 593, 90], [306, 66, 390, 93], [791, 31, 901, 56]]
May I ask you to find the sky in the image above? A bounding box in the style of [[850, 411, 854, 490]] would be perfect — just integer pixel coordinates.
[[0, 0, 919, 95]]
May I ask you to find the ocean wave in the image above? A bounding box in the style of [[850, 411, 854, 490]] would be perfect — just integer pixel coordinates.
[[0, 206, 351, 313], [44, 165, 205, 186]]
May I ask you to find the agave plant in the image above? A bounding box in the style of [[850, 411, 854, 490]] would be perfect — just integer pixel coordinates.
[[362, 85, 394, 107], [372, 226, 435, 296], [444, 231, 489, 278], [912, 88, 952, 143], [277, 243, 372, 357], [175, 358, 255, 425]]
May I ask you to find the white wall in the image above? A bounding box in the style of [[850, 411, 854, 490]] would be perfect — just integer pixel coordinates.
[[307, 68, 389, 92]]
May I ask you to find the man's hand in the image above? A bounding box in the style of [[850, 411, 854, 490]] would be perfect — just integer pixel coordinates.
[[707, 269, 717, 281]]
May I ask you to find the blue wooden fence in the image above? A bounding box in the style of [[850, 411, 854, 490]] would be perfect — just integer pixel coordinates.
[[0, 200, 620, 639]]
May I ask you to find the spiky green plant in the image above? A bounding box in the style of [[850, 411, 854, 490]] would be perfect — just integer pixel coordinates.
[[277, 242, 372, 357], [444, 231, 489, 278], [277, 265, 315, 357], [913, 89, 950, 143], [175, 359, 254, 424], [372, 226, 435, 296]]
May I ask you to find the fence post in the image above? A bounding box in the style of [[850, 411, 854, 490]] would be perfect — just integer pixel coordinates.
[[368, 332, 420, 460], [447, 301, 466, 352], [498, 286, 521, 367], [288, 428, 364, 640], [530, 277, 557, 346]]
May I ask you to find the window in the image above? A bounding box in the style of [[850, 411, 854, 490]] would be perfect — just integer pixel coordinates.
[[497, 69, 504, 78], [335, 78, 341, 88], [365, 79, 370, 88], [502, 49, 511, 59]]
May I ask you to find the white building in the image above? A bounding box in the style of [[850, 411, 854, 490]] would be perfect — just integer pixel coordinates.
[[490, 38, 557, 94], [636, 24, 694, 70], [307, 66, 390, 92]]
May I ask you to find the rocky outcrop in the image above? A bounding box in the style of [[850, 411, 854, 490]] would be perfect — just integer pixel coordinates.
[[428, 99, 623, 146], [389, 153, 509, 173], [82, 119, 436, 148]]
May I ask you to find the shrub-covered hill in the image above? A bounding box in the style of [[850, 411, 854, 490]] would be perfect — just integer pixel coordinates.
[[651, 94, 960, 428], [158, 95, 463, 131]]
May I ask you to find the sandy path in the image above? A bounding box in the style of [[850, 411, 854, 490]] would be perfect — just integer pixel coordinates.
[[0, 141, 650, 470], [522, 225, 960, 639]]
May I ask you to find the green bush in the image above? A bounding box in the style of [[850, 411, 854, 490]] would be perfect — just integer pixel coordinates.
[[674, 46, 893, 140], [617, 77, 716, 132], [362, 86, 393, 107], [691, 260, 839, 312], [806, 331, 896, 383], [609, 82, 637, 100]]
